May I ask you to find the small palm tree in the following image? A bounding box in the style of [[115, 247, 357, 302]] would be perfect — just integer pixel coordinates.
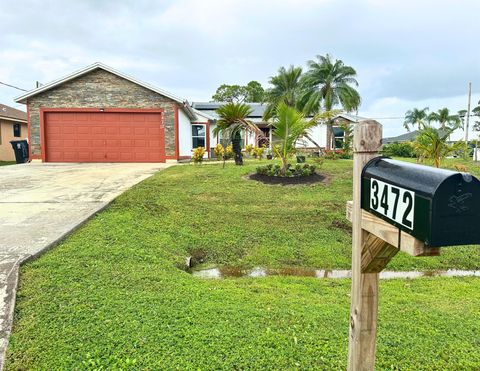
[[214, 103, 262, 166], [301, 54, 361, 149], [270, 103, 317, 176], [428, 107, 461, 130], [403, 107, 429, 131], [263, 65, 304, 121], [414, 126, 459, 167]]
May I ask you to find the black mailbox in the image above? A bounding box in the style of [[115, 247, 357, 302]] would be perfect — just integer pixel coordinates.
[[361, 157, 480, 247]]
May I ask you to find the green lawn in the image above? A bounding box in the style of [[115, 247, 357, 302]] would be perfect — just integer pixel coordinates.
[[6, 159, 480, 369]]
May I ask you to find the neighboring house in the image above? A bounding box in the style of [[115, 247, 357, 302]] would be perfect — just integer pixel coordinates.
[[0, 104, 28, 161], [14, 62, 365, 163]]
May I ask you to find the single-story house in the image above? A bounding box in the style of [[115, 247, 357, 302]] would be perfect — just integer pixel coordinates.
[[192, 102, 365, 153], [0, 104, 28, 161], [15, 62, 363, 163]]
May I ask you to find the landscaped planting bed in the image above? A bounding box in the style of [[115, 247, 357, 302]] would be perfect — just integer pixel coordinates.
[[7, 159, 480, 369]]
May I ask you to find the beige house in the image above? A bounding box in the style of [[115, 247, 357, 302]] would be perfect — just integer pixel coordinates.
[[0, 104, 28, 161]]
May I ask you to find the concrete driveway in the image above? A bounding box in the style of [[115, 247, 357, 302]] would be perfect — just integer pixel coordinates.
[[0, 162, 171, 367]]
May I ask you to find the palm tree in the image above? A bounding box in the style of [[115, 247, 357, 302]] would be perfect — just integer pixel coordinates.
[[301, 54, 361, 150], [263, 65, 304, 121], [428, 107, 461, 130], [214, 102, 263, 166], [414, 126, 459, 167], [473, 100, 480, 116], [458, 109, 467, 130], [403, 107, 429, 132], [270, 103, 317, 176]]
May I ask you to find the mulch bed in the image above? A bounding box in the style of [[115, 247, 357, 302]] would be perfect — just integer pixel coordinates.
[[248, 172, 328, 186]]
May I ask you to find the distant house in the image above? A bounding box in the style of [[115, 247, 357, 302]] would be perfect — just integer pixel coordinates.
[[0, 104, 28, 161]]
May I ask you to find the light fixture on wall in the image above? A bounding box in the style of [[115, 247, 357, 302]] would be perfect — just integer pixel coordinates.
[[99, 108, 105, 112]]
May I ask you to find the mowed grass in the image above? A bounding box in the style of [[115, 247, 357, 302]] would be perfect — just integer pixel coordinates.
[[6, 158, 480, 369]]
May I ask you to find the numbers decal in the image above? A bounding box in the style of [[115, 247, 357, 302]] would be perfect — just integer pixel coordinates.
[[402, 192, 413, 228], [391, 187, 400, 219], [369, 178, 414, 229], [380, 185, 389, 214], [371, 180, 379, 209]]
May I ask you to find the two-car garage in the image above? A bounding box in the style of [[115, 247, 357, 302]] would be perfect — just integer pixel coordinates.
[[42, 110, 165, 162], [15, 62, 199, 163]]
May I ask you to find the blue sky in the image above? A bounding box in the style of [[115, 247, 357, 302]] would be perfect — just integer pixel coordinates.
[[1, 0, 479, 137]]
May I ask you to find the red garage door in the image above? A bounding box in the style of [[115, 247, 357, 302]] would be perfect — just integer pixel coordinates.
[[44, 111, 165, 162]]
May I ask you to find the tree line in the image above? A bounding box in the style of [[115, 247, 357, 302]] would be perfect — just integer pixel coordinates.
[[404, 100, 480, 133]]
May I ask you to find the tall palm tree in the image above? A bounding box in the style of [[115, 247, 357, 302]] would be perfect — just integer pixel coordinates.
[[263, 65, 304, 121], [472, 101, 480, 132], [473, 100, 480, 116], [301, 54, 361, 150], [214, 102, 262, 166], [428, 107, 461, 130], [403, 107, 429, 132]]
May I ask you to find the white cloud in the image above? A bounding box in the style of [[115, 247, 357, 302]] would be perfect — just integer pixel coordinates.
[[0, 0, 479, 135]]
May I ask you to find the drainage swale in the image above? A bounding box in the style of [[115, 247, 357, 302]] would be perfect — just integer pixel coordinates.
[[191, 267, 480, 280]]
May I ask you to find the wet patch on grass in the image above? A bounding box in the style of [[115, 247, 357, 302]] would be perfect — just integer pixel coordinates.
[[191, 266, 480, 280]]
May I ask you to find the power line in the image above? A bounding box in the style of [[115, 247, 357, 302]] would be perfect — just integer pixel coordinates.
[[0, 81, 28, 92], [360, 114, 480, 121]]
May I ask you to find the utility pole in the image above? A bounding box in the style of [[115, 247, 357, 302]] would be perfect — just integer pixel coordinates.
[[465, 82, 472, 142]]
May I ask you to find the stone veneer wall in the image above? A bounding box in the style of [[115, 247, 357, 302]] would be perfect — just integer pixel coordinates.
[[27, 69, 178, 157]]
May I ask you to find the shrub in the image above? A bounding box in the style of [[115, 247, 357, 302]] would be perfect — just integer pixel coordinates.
[[192, 147, 206, 163], [253, 146, 265, 159], [311, 157, 325, 167], [256, 163, 316, 177], [323, 150, 340, 160], [382, 142, 416, 158], [244, 144, 255, 156], [225, 144, 234, 159], [214, 144, 224, 160]]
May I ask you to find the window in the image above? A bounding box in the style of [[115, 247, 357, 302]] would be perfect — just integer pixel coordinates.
[[192, 124, 206, 148], [13, 123, 21, 137], [332, 126, 344, 149]]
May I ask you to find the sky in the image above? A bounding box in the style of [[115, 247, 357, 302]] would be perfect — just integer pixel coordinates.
[[1, 0, 479, 137]]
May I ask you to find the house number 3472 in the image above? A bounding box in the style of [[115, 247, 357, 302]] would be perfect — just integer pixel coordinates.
[[370, 178, 415, 229]]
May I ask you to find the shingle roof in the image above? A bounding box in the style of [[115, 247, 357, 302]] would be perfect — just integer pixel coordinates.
[[334, 113, 367, 123], [0, 103, 27, 122], [192, 102, 368, 123], [191, 102, 267, 119], [15, 62, 197, 120]]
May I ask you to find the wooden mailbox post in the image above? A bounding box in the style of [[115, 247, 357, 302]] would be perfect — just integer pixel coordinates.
[[346, 120, 480, 370], [347, 120, 435, 370]]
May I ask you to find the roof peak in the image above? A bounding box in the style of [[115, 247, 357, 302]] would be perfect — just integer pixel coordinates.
[[15, 62, 187, 106], [0, 103, 27, 122]]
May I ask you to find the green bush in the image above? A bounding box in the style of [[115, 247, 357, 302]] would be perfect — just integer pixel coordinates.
[[256, 163, 316, 177], [382, 142, 416, 158]]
